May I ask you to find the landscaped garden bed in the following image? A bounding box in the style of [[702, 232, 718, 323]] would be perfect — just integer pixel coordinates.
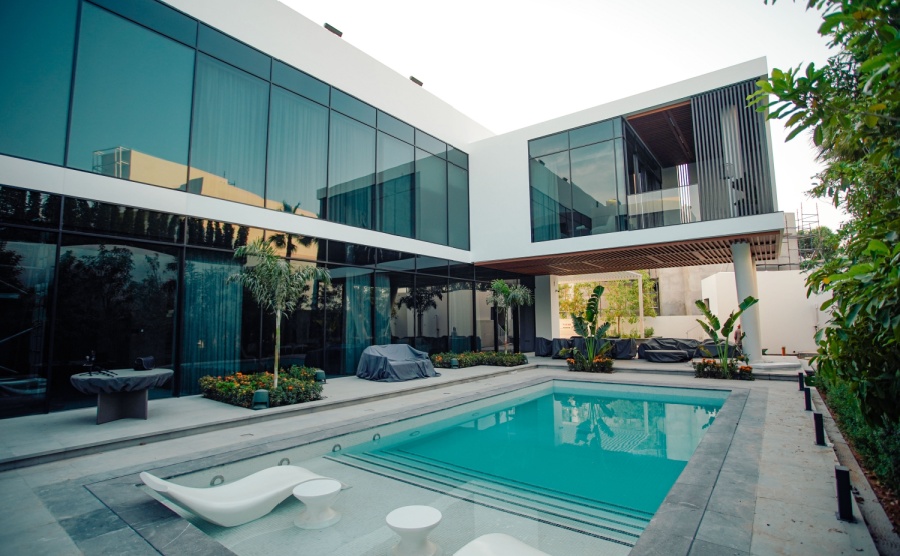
[[692, 358, 754, 380], [199, 365, 323, 408], [430, 351, 527, 368]]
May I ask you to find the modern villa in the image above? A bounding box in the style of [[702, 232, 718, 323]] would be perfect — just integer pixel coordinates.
[[0, 0, 786, 419]]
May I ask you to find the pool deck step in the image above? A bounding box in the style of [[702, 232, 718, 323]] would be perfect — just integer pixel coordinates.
[[328, 450, 648, 547]]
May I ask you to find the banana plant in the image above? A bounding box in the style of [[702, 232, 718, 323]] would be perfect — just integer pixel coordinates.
[[571, 285, 612, 370], [694, 296, 758, 377]]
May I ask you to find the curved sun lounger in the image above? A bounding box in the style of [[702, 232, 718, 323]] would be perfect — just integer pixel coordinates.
[[140, 465, 348, 527], [454, 533, 552, 556]]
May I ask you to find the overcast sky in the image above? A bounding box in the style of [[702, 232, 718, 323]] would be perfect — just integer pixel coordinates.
[[279, 0, 844, 229]]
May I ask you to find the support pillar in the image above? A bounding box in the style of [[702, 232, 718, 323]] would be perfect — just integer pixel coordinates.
[[534, 275, 560, 340], [731, 241, 763, 364]]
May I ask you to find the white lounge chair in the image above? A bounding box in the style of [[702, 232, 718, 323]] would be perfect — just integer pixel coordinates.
[[140, 465, 347, 527], [454, 533, 552, 556]]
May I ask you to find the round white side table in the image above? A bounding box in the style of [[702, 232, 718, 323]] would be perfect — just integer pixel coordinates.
[[385, 505, 442, 556], [292, 479, 342, 529]]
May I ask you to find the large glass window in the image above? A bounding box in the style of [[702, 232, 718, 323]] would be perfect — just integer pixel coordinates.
[[67, 4, 195, 189], [415, 149, 448, 245], [189, 54, 269, 205], [530, 151, 571, 241], [448, 281, 474, 353], [0, 0, 77, 164], [409, 274, 447, 354], [0, 227, 56, 416], [570, 141, 621, 235], [377, 132, 415, 238], [448, 165, 469, 249], [267, 87, 329, 218], [328, 113, 375, 229]]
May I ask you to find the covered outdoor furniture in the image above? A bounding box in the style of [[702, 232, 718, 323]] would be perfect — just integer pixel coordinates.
[[569, 336, 587, 354], [696, 339, 742, 358], [644, 349, 692, 363], [70, 368, 173, 424], [550, 338, 571, 359], [534, 337, 553, 357], [140, 465, 349, 527], [637, 338, 701, 360], [356, 344, 440, 382], [454, 533, 551, 556]]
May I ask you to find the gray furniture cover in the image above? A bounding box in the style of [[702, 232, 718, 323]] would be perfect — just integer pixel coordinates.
[[696, 339, 742, 358], [70, 368, 174, 394], [534, 337, 553, 357], [600, 338, 638, 360], [644, 350, 692, 363], [638, 338, 700, 359], [356, 345, 440, 382]]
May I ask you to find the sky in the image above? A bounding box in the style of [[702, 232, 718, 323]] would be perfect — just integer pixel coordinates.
[[279, 0, 845, 230]]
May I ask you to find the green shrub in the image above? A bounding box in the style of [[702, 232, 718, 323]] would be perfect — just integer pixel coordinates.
[[823, 381, 900, 493], [692, 358, 754, 380], [431, 351, 528, 368], [198, 365, 323, 409]]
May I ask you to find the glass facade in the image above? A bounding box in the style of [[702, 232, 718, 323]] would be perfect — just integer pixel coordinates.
[[528, 80, 774, 242], [0, 183, 518, 418], [0, 0, 469, 249]]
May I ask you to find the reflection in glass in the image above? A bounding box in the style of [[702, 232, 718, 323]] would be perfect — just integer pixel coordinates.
[[267, 87, 328, 218], [415, 149, 448, 245], [447, 165, 469, 249], [189, 54, 269, 205], [569, 141, 621, 235], [530, 151, 572, 241], [475, 282, 495, 352], [67, 4, 195, 189], [53, 238, 177, 405], [0, 0, 77, 164], [186, 218, 258, 250], [448, 281, 474, 353], [328, 113, 375, 229], [0, 228, 56, 415], [404, 274, 447, 354], [376, 132, 415, 238], [0, 187, 61, 228], [63, 198, 182, 243], [388, 272, 416, 344]]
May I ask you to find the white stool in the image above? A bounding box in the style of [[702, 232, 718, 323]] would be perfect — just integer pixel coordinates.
[[386, 505, 442, 556], [292, 479, 342, 529]]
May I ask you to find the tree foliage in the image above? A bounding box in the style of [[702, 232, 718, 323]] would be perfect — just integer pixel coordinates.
[[797, 225, 841, 268], [485, 279, 533, 353], [602, 271, 658, 336], [230, 238, 331, 388], [751, 0, 900, 425], [571, 285, 613, 366]]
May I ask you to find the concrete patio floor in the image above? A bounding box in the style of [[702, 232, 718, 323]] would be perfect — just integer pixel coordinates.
[[0, 357, 880, 555]]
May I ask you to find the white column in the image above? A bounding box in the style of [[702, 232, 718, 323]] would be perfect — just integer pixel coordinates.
[[534, 275, 561, 340], [731, 241, 763, 363]]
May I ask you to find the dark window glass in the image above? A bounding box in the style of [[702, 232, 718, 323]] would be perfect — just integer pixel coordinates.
[[328, 112, 375, 229], [415, 149, 448, 245], [448, 262, 474, 281], [89, 0, 197, 46], [383, 271, 415, 343], [0, 0, 77, 164], [377, 111, 414, 143], [529, 151, 571, 241], [0, 186, 60, 228], [376, 249, 415, 271], [264, 230, 323, 261], [613, 117, 623, 137], [474, 267, 519, 282], [417, 256, 448, 276], [410, 273, 447, 354], [267, 87, 328, 219], [197, 24, 270, 79], [67, 4, 195, 190], [319, 265, 373, 375], [52, 237, 178, 405], [331, 89, 376, 127], [189, 54, 269, 206], [529, 131, 568, 158], [376, 132, 415, 238], [448, 280, 474, 353], [0, 227, 57, 415], [327, 240, 375, 266], [447, 165, 469, 249], [569, 120, 614, 149], [186, 218, 258, 250], [474, 281, 494, 352], [570, 141, 621, 235], [62, 198, 183, 242], [181, 248, 260, 395], [271, 61, 329, 106], [415, 129, 446, 158], [447, 146, 468, 170]]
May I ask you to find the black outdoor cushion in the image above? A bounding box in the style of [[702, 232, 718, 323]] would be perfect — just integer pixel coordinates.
[[644, 349, 692, 363]]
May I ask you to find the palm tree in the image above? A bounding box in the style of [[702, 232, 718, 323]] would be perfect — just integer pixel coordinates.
[[229, 238, 331, 388], [485, 279, 533, 353]]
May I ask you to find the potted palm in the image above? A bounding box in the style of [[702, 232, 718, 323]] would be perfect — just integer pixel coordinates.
[[485, 279, 533, 353]]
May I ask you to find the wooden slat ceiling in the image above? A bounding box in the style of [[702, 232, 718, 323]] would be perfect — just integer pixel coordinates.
[[476, 231, 781, 276], [626, 101, 695, 168]]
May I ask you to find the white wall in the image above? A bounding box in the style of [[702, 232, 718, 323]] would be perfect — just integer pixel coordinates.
[[701, 270, 829, 354]]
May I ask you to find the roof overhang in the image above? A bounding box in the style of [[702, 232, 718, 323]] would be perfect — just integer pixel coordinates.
[[476, 212, 785, 276]]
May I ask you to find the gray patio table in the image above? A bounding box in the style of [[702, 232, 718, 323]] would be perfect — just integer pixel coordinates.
[[70, 368, 173, 424]]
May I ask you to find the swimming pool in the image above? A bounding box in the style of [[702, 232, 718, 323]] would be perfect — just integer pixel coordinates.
[[147, 380, 728, 555]]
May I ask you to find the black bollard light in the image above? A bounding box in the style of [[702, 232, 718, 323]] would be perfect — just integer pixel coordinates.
[[814, 412, 826, 446], [798, 372, 805, 391], [835, 466, 855, 522], [804, 387, 812, 411]]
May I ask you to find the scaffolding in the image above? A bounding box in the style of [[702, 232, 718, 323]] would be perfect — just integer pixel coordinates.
[[797, 203, 823, 261]]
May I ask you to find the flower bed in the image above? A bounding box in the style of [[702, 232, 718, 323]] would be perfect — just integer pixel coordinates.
[[198, 365, 323, 408], [430, 351, 528, 368], [692, 358, 753, 380]]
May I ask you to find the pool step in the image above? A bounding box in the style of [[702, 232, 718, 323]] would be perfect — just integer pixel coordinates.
[[327, 450, 649, 547]]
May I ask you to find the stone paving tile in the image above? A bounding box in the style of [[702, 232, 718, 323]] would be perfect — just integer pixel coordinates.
[[696, 509, 753, 552], [689, 538, 752, 556], [0, 520, 82, 556], [76, 527, 160, 556], [58, 506, 128, 543]]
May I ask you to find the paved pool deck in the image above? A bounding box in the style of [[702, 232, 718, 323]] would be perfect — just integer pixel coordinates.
[[0, 358, 884, 555]]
